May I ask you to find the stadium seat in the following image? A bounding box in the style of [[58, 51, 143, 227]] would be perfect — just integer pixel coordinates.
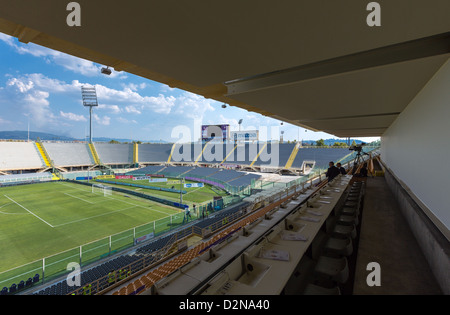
[[341, 206, 358, 216], [0, 142, 45, 170], [9, 283, 16, 293], [283, 255, 315, 294], [337, 213, 359, 226], [43, 142, 94, 166], [323, 236, 353, 257], [26, 277, 33, 287], [94, 143, 133, 165], [313, 256, 349, 284], [331, 224, 357, 239], [18, 280, 25, 290]]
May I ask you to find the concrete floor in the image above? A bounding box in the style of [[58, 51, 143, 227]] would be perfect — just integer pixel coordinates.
[[353, 177, 442, 294]]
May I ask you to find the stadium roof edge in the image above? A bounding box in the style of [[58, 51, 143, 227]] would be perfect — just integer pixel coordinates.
[[1, 1, 449, 137]]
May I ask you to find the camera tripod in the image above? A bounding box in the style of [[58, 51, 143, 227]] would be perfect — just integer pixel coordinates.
[[351, 150, 369, 175]]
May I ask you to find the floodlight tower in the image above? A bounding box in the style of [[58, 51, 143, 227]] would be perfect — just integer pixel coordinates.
[[81, 86, 98, 143], [238, 119, 243, 131]]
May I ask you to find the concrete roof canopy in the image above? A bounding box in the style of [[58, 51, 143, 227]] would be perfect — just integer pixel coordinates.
[[0, 0, 449, 137]]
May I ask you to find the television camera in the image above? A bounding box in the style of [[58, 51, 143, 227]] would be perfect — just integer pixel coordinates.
[[349, 143, 369, 175]]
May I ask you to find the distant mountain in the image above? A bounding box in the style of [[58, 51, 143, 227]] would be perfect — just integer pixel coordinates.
[[0, 131, 369, 146], [0, 131, 167, 143], [0, 131, 76, 141]]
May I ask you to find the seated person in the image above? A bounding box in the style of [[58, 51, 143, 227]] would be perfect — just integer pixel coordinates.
[[336, 162, 346, 175], [356, 163, 368, 177], [326, 161, 340, 182]]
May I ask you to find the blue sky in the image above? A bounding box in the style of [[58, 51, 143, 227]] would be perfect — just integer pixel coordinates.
[[0, 33, 379, 143]]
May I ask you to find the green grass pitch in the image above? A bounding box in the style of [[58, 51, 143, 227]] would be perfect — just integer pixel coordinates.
[[0, 181, 184, 286], [95, 177, 229, 206]]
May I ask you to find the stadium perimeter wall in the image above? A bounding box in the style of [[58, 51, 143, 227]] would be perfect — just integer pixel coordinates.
[[381, 58, 450, 294]]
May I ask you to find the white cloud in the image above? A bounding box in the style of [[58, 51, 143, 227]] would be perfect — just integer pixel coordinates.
[[25, 73, 80, 94], [217, 114, 239, 131], [173, 92, 215, 120], [7, 77, 34, 93], [53, 53, 102, 77], [160, 84, 177, 93], [0, 70, 223, 140], [93, 114, 111, 126], [60, 111, 87, 122], [117, 117, 137, 124], [21, 90, 56, 128], [0, 33, 127, 78], [95, 85, 176, 114], [121, 82, 147, 91], [98, 104, 122, 114], [4, 74, 69, 128], [125, 105, 141, 114], [144, 94, 176, 114]]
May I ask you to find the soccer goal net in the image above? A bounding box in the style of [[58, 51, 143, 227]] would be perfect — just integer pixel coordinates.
[[92, 184, 112, 196]]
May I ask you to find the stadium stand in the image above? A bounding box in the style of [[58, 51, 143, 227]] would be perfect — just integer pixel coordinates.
[[0, 141, 354, 175], [183, 166, 220, 177], [291, 148, 352, 170], [244, 142, 295, 168], [226, 173, 261, 187], [31, 200, 249, 296], [171, 143, 199, 163], [60, 170, 103, 180], [135, 234, 175, 255], [0, 142, 355, 295], [94, 143, 133, 165], [0, 142, 44, 171], [208, 169, 244, 182], [35, 142, 52, 168], [138, 143, 173, 163], [126, 165, 166, 175], [34, 254, 143, 295], [157, 166, 194, 177], [0, 146, 374, 296], [0, 172, 53, 184], [43, 142, 94, 167]]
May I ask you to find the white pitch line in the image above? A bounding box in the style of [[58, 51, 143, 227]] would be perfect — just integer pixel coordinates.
[[60, 182, 179, 214], [53, 205, 137, 228], [103, 195, 174, 215], [183, 186, 203, 196], [64, 192, 95, 204], [4, 195, 54, 228], [0, 203, 29, 215]]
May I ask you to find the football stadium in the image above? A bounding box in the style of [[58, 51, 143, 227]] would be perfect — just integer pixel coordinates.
[[0, 138, 376, 295], [0, 1, 449, 298]]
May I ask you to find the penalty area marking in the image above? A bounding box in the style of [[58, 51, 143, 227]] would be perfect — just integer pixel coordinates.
[[3, 195, 54, 228], [58, 182, 182, 215], [64, 192, 95, 204], [0, 202, 28, 215]]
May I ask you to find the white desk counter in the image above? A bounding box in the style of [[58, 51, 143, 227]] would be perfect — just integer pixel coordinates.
[[153, 175, 351, 295]]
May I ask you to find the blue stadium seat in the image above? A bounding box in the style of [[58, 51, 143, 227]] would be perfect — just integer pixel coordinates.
[[9, 283, 16, 293]]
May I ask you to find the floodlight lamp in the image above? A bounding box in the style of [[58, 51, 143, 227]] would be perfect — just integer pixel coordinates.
[[101, 66, 112, 75]]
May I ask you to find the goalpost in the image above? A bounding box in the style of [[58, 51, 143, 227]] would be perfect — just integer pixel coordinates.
[[92, 184, 112, 197]]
